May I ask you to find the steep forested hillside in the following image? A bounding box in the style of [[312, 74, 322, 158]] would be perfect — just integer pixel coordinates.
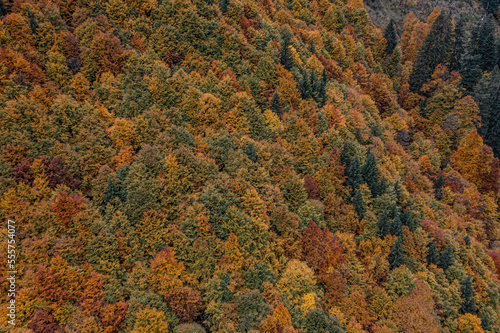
[[0, 0, 500, 332]]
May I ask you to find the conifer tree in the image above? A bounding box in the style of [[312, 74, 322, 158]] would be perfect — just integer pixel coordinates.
[[470, 15, 497, 72], [473, 66, 500, 156], [362, 151, 379, 196], [309, 39, 316, 55], [384, 18, 398, 56], [352, 188, 365, 221], [378, 209, 391, 238], [346, 156, 363, 193], [409, 12, 454, 94], [0, 0, 6, 17], [427, 241, 439, 266], [434, 175, 445, 200], [298, 69, 311, 99], [390, 213, 403, 237], [271, 92, 283, 119], [389, 237, 404, 269], [280, 35, 293, 71], [481, 0, 500, 15], [317, 69, 328, 107], [245, 142, 258, 163], [400, 210, 414, 232], [450, 20, 465, 72], [482, 315, 491, 331], [460, 276, 477, 315], [461, 54, 483, 92], [310, 70, 319, 101], [220, 0, 229, 13], [27, 9, 38, 34], [438, 246, 454, 270]]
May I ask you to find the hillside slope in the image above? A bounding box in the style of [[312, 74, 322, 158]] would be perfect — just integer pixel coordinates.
[[0, 0, 499, 332]]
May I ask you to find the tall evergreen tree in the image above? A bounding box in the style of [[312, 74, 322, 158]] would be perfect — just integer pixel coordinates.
[[459, 276, 477, 315], [298, 69, 311, 99], [351, 188, 365, 221], [461, 54, 483, 91], [400, 210, 414, 232], [389, 237, 404, 269], [409, 12, 454, 94], [427, 241, 439, 266], [473, 66, 500, 156], [310, 70, 319, 101], [220, 0, 229, 13], [245, 142, 258, 163], [27, 9, 38, 34], [384, 18, 398, 56], [481, 0, 500, 15], [270, 92, 283, 119], [340, 142, 351, 169], [390, 213, 403, 237], [438, 246, 454, 270], [434, 175, 445, 200], [362, 151, 379, 197], [450, 19, 465, 72], [470, 15, 497, 72], [346, 156, 363, 193], [280, 35, 293, 71], [482, 315, 491, 331], [317, 69, 328, 107], [309, 39, 316, 55], [378, 208, 391, 238], [0, 0, 6, 17]]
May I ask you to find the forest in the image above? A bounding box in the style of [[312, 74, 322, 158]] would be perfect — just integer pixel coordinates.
[[0, 0, 500, 332]]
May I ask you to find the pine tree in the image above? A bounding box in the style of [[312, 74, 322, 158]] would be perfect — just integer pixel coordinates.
[[346, 156, 363, 193], [351, 188, 365, 221], [220, 0, 230, 13], [481, 0, 500, 15], [384, 18, 398, 56], [389, 237, 404, 269], [461, 54, 483, 92], [459, 276, 477, 315], [438, 246, 454, 270], [390, 213, 403, 237], [309, 70, 319, 101], [473, 66, 500, 157], [427, 241, 439, 266], [246, 142, 258, 163], [378, 209, 391, 238], [376, 177, 388, 197], [0, 0, 6, 17], [362, 151, 379, 197], [470, 15, 497, 72], [271, 92, 283, 119], [409, 12, 454, 94], [309, 39, 316, 55], [450, 19, 465, 72], [400, 210, 414, 232], [298, 69, 311, 99], [394, 180, 404, 207], [27, 9, 38, 34], [340, 143, 351, 169], [280, 35, 293, 71], [481, 315, 491, 331], [434, 175, 445, 200], [317, 69, 328, 107]]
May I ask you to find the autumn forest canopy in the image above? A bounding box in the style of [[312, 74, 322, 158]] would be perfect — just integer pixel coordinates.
[[1, 0, 500, 332]]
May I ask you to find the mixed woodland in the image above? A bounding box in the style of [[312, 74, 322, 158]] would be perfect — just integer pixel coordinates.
[[1, 0, 500, 331]]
